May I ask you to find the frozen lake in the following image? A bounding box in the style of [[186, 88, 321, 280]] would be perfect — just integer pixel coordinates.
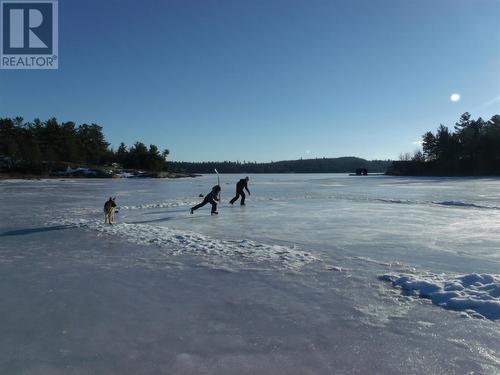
[[0, 174, 499, 374]]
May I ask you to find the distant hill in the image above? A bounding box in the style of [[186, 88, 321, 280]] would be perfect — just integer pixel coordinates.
[[169, 157, 391, 174]]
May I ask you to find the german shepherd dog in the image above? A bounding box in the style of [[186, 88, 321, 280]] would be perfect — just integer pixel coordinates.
[[104, 197, 117, 225]]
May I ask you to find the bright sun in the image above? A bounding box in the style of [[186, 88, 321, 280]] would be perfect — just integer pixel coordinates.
[[450, 93, 461, 102]]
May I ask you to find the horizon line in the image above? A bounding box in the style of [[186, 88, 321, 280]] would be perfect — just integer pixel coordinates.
[[169, 156, 393, 164]]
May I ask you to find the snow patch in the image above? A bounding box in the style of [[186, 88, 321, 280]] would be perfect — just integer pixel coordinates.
[[326, 265, 343, 272], [53, 218, 318, 271], [376, 198, 416, 204], [379, 272, 500, 320], [120, 199, 199, 210]]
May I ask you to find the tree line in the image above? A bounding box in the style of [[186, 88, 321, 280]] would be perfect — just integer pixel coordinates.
[[170, 157, 391, 174], [0, 117, 170, 174], [388, 113, 500, 176]]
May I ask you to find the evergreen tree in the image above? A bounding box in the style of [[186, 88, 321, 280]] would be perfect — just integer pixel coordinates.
[[0, 117, 170, 174]]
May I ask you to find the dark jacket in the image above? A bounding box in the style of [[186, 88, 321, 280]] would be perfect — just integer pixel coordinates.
[[205, 186, 220, 201], [236, 179, 250, 193]]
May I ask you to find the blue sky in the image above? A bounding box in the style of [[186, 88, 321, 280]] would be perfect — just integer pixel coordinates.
[[1, 0, 499, 162]]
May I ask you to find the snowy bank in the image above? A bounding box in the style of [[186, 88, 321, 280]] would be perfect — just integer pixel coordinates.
[[53, 218, 318, 271], [380, 272, 500, 320]]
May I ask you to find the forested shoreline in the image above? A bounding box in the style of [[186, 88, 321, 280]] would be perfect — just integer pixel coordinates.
[[2, 113, 500, 178], [0, 116, 390, 176], [169, 158, 390, 174], [388, 113, 500, 176], [0, 117, 171, 177]]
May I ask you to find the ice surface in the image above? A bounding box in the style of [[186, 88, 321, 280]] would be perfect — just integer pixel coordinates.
[[1, 175, 500, 374]]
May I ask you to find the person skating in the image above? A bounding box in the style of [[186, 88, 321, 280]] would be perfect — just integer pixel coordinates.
[[191, 185, 221, 215], [230, 177, 250, 206]]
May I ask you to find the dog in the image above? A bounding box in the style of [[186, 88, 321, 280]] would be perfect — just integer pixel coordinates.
[[104, 197, 117, 225]]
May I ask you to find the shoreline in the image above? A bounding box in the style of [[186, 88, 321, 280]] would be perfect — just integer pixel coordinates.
[[0, 172, 200, 180], [385, 173, 500, 177]]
